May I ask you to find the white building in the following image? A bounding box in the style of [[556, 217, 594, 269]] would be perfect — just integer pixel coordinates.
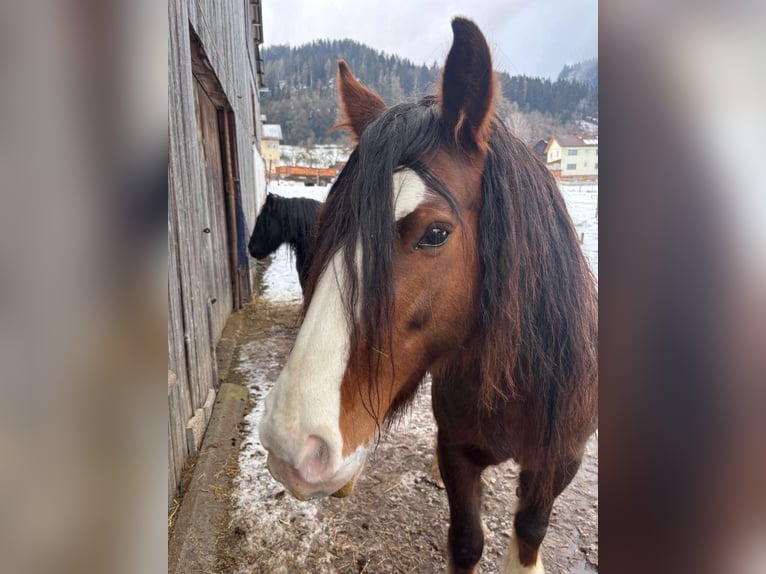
[[545, 134, 598, 180]]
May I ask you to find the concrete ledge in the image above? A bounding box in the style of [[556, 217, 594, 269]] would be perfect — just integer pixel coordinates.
[[168, 382, 249, 574], [216, 310, 244, 385]]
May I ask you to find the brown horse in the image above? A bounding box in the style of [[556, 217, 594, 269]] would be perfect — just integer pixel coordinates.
[[259, 17, 597, 573]]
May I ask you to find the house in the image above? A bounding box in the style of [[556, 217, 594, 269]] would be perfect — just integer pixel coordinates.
[[261, 123, 283, 176], [544, 134, 598, 180], [168, 0, 267, 507]]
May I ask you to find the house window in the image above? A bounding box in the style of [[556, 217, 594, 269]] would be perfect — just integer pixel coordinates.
[[584, 161, 588, 167], [595, 163, 598, 170], [566, 163, 577, 170], [568, 149, 578, 156]]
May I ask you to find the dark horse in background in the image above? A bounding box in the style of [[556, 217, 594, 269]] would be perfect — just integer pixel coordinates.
[[259, 18, 597, 574], [247, 193, 322, 291]]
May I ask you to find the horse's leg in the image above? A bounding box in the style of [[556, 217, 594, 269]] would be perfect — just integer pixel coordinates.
[[430, 437, 445, 488], [439, 435, 485, 574], [502, 460, 581, 574]]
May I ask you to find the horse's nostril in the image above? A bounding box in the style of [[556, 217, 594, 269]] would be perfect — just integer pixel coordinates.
[[314, 437, 328, 459], [295, 435, 332, 483]]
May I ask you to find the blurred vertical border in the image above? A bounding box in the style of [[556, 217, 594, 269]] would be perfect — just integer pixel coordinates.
[[600, 1, 766, 572], [0, 0, 166, 572]]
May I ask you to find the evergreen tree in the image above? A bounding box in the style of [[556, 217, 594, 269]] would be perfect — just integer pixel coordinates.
[[260, 41, 597, 145]]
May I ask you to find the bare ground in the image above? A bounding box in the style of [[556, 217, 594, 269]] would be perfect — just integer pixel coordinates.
[[216, 294, 598, 573]]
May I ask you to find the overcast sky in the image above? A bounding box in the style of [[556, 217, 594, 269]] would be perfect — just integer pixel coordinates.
[[261, 0, 597, 79]]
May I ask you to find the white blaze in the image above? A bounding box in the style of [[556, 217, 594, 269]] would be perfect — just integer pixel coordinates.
[[393, 169, 428, 220], [259, 249, 351, 471], [259, 169, 428, 478]]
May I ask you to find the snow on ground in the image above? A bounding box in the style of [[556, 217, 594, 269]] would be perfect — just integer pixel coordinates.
[[267, 180, 331, 201], [232, 327, 337, 573], [558, 181, 599, 279], [280, 144, 351, 168], [258, 245, 304, 303]]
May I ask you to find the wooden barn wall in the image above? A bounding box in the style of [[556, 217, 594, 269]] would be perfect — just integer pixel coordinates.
[[168, 0, 265, 506], [188, 0, 265, 246], [169, 0, 212, 413]]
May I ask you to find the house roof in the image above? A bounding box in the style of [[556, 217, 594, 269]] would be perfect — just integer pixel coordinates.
[[549, 134, 598, 149], [262, 124, 283, 140]]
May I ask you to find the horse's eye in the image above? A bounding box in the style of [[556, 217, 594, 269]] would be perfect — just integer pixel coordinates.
[[416, 226, 450, 249]]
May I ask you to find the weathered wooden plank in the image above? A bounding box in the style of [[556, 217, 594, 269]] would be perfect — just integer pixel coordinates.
[[168, 370, 187, 506], [168, 157, 193, 485], [169, 416, 176, 507]]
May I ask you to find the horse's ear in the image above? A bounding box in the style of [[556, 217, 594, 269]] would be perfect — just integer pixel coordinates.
[[440, 18, 495, 151], [336, 60, 386, 141]]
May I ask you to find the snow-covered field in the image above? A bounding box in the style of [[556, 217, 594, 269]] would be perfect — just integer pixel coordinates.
[[280, 144, 351, 168], [266, 180, 331, 201], [259, 179, 598, 302], [559, 181, 599, 279]]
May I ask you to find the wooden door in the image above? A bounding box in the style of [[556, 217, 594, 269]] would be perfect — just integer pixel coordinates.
[[193, 79, 233, 342]]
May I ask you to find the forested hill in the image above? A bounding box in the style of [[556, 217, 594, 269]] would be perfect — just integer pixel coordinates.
[[558, 59, 598, 86], [261, 40, 597, 145]]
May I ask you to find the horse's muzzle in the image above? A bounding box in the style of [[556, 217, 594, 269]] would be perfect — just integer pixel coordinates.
[[248, 243, 269, 259], [265, 446, 366, 501]]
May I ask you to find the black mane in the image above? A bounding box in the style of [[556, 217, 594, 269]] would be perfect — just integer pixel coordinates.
[[248, 193, 322, 291]]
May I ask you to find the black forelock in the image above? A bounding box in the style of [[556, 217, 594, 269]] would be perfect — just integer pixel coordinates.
[[304, 97, 447, 420]]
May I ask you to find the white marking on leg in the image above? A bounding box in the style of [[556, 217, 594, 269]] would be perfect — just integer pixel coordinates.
[[502, 534, 545, 574]]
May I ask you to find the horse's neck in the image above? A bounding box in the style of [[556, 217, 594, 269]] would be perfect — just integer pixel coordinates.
[[281, 223, 299, 254]]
